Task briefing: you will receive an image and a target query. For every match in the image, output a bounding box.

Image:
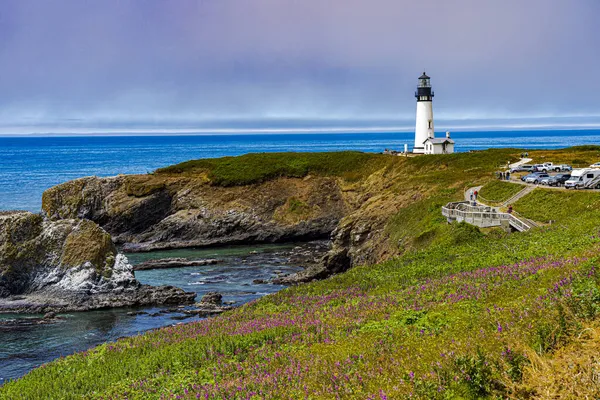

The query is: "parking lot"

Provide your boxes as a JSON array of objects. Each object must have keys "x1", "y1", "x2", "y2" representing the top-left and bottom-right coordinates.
[{"x1": 505, "y1": 161, "x2": 600, "y2": 190}]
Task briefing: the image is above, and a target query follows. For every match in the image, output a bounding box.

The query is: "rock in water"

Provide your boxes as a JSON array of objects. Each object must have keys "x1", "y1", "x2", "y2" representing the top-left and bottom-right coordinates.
[
  {"x1": 0, "y1": 212, "x2": 195, "y2": 313},
  {"x1": 190, "y1": 291, "x2": 231, "y2": 316},
  {"x1": 43, "y1": 311, "x2": 57, "y2": 319},
  {"x1": 199, "y1": 291, "x2": 222, "y2": 305},
  {"x1": 133, "y1": 258, "x2": 221, "y2": 271}
]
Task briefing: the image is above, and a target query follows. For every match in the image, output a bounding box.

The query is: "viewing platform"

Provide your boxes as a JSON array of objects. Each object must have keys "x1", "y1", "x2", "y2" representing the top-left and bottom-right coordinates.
[{"x1": 441, "y1": 201, "x2": 536, "y2": 232}]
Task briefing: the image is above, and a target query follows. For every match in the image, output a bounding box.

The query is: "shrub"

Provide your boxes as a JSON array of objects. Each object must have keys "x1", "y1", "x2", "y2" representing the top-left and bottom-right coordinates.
[
  {"x1": 501, "y1": 347, "x2": 528, "y2": 382},
  {"x1": 452, "y1": 350, "x2": 497, "y2": 397}
]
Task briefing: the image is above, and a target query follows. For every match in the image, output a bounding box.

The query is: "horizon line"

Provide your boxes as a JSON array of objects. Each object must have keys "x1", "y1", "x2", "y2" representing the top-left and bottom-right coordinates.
[{"x1": 1, "y1": 123, "x2": 600, "y2": 137}]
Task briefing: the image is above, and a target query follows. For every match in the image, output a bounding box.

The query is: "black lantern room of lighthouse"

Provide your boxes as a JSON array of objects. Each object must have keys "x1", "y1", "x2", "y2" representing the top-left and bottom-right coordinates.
[{"x1": 415, "y1": 72, "x2": 434, "y2": 102}]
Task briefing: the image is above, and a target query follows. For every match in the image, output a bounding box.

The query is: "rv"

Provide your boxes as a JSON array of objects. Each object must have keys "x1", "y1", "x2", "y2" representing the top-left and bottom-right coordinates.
[{"x1": 564, "y1": 168, "x2": 600, "y2": 189}]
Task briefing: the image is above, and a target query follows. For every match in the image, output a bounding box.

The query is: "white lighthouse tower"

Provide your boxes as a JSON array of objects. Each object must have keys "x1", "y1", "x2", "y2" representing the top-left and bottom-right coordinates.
[{"x1": 413, "y1": 72, "x2": 435, "y2": 153}]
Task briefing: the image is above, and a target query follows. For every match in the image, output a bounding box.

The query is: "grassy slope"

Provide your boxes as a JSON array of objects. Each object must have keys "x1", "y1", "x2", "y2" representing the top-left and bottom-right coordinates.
[
  {"x1": 4, "y1": 148, "x2": 600, "y2": 399},
  {"x1": 527, "y1": 145, "x2": 600, "y2": 168},
  {"x1": 155, "y1": 151, "x2": 395, "y2": 186},
  {"x1": 478, "y1": 181, "x2": 524, "y2": 204}
]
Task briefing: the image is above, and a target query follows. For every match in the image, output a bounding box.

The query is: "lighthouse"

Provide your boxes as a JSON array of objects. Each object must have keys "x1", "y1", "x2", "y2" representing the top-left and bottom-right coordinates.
[{"x1": 413, "y1": 72, "x2": 435, "y2": 153}]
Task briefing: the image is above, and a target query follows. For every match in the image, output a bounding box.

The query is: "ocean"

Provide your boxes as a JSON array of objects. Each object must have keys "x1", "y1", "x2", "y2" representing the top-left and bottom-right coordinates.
[{"x1": 2, "y1": 130, "x2": 600, "y2": 212}]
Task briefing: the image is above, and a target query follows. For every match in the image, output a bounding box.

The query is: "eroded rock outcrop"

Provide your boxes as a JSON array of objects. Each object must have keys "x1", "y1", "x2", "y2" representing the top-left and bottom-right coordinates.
[
  {"x1": 0, "y1": 211, "x2": 195, "y2": 313},
  {"x1": 133, "y1": 258, "x2": 221, "y2": 271},
  {"x1": 40, "y1": 157, "x2": 423, "y2": 282},
  {"x1": 42, "y1": 175, "x2": 347, "y2": 252}
]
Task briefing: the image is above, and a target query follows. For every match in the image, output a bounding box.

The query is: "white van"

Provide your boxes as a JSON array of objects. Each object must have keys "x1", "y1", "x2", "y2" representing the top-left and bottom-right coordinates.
[{"x1": 564, "y1": 168, "x2": 600, "y2": 189}]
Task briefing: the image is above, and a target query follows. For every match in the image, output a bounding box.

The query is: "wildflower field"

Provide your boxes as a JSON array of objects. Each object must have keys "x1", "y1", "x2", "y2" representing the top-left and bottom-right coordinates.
[{"x1": 3, "y1": 147, "x2": 600, "y2": 399}]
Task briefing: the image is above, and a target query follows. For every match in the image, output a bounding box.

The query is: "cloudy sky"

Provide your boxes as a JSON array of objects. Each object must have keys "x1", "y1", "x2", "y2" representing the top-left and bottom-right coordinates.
[{"x1": 0, "y1": 0, "x2": 599, "y2": 134}]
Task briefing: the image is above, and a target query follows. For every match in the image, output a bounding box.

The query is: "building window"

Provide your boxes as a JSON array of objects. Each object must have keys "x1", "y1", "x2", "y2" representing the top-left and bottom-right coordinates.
[{"x1": 428, "y1": 120, "x2": 432, "y2": 129}]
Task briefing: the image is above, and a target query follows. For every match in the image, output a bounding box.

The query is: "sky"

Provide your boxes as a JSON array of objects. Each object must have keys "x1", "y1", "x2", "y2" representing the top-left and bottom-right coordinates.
[{"x1": 0, "y1": 0, "x2": 599, "y2": 134}]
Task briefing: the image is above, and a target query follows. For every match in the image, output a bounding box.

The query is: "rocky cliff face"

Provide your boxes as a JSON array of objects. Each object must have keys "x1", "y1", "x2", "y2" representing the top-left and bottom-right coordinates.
[
  {"x1": 0, "y1": 211, "x2": 195, "y2": 313},
  {"x1": 41, "y1": 165, "x2": 408, "y2": 280},
  {"x1": 42, "y1": 174, "x2": 348, "y2": 252},
  {"x1": 37, "y1": 150, "x2": 517, "y2": 283}
]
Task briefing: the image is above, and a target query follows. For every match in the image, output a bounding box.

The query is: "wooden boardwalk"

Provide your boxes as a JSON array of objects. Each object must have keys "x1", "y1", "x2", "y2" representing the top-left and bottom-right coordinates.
[
  {"x1": 441, "y1": 201, "x2": 534, "y2": 232},
  {"x1": 444, "y1": 183, "x2": 539, "y2": 232}
]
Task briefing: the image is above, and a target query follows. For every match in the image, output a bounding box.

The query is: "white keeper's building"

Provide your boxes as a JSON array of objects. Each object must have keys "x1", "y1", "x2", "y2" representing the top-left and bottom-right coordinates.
[{"x1": 413, "y1": 72, "x2": 454, "y2": 155}]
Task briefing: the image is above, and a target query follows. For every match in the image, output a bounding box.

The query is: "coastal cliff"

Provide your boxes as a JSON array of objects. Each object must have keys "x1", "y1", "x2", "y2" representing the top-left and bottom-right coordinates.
[
  {"x1": 0, "y1": 211, "x2": 195, "y2": 313},
  {"x1": 42, "y1": 174, "x2": 346, "y2": 252},
  {"x1": 40, "y1": 150, "x2": 521, "y2": 281},
  {"x1": 39, "y1": 153, "x2": 374, "y2": 271}
]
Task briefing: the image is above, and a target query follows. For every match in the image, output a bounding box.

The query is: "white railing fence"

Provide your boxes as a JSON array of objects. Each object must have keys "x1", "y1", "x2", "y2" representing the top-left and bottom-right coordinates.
[{"x1": 441, "y1": 201, "x2": 533, "y2": 232}]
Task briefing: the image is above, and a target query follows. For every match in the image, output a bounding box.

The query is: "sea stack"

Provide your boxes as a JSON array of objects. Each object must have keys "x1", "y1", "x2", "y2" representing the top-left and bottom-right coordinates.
[{"x1": 0, "y1": 211, "x2": 196, "y2": 313}]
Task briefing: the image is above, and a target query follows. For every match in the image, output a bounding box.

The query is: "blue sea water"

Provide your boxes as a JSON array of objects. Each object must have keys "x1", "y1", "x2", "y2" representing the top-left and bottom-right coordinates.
[{"x1": 1, "y1": 130, "x2": 600, "y2": 212}]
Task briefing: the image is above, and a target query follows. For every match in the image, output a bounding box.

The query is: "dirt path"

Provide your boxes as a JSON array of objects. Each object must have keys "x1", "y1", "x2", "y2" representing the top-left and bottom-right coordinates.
[{"x1": 508, "y1": 158, "x2": 532, "y2": 170}]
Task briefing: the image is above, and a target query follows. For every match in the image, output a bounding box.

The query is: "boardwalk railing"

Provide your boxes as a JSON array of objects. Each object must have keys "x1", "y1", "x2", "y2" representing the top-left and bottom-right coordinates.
[{"x1": 441, "y1": 201, "x2": 534, "y2": 232}]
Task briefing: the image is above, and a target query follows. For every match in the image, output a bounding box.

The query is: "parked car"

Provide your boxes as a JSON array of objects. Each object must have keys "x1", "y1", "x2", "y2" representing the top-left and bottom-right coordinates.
[
  {"x1": 526, "y1": 173, "x2": 549, "y2": 184},
  {"x1": 590, "y1": 162, "x2": 600, "y2": 168},
  {"x1": 511, "y1": 164, "x2": 534, "y2": 173},
  {"x1": 554, "y1": 164, "x2": 572, "y2": 172},
  {"x1": 532, "y1": 162, "x2": 572, "y2": 172},
  {"x1": 541, "y1": 174, "x2": 571, "y2": 186},
  {"x1": 521, "y1": 171, "x2": 545, "y2": 182}
]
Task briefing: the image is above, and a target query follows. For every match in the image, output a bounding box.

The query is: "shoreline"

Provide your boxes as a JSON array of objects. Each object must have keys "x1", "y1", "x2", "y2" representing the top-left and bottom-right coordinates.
[{"x1": 0, "y1": 241, "x2": 325, "y2": 383}]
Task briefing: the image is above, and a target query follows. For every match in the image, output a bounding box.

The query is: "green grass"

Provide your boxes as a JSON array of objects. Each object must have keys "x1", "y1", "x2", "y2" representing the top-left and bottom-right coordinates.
[
  {"x1": 478, "y1": 180, "x2": 524, "y2": 204},
  {"x1": 155, "y1": 151, "x2": 395, "y2": 186},
  {"x1": 6, "y1": 148, "x2": 600, "y2": 399},
  {"x1": 5, "y1": 199, "x2": 599, "y2": 399},
  {"x1": 528, "y1": 145, "x2": 600, "y2": 168},
  {"x1": 513, "y1": 187, "x2": 600, "y2": 223}
]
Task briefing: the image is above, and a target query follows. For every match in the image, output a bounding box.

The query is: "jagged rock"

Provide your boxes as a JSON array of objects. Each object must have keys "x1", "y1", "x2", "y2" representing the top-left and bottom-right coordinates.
[
  {"x1": 171, "y1": 314, "x2": 194, "y2": 321},
  {"x1": 272, "y1": 226, "x2": 353, "y2": 284},
  {"x1": 133, "y1": 258, "x2": 221, "y2": 271},
  {"x1": 0, "y1": 212, "x2": 196, "y2": 313},
  {"x1": 43, "y1": 311, "x2": 57, "y2": 319},
  {"x1": 191, "y1": 291, "x2": 231, "y2": 316},
  {"x1": 322, "y1": 247, "x2": 352, "y2": 274},
  {"x1": 199, "y1": 291, "x2": 222, "y2": 305},
  {"x1": 126, "y1": 311, "x2": 148, "y2": 316},
  {"x1": 41, "y1": 176, "x2": 346, "y2": 252},
  {"x1": 271, "y1": 264, "x2": 330, "y2": 285}
]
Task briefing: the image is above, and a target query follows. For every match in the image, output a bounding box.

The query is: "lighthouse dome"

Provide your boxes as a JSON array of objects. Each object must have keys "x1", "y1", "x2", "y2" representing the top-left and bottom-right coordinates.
[{"x1": 419, "y1": 72, "x2": 430, "y2": 79}]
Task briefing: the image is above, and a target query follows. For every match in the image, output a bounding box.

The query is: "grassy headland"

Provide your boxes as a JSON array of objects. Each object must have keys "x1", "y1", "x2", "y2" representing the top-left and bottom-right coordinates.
[
  {"x1": 155, "y1": 151, "x2": 394, "y2": 186},
  {"x1": 4, "y1": 147, "x2": 600, "y2": 399}
]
